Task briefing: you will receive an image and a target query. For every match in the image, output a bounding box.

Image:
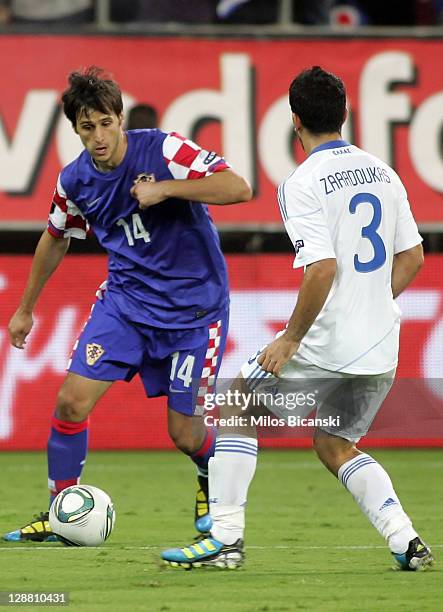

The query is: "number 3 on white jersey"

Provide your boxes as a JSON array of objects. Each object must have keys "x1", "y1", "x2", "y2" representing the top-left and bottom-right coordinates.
[
  {"x1": 117, "y1": 213, "x2": 151, "y2": 246},
  {"x1": 349, "y1": 192, "x2": 387, "y2": 273}
]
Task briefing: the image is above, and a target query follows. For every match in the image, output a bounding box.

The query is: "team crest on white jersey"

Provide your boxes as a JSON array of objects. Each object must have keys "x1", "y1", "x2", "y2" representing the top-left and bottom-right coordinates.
[{"x1": 86, "y1": 343, "x2": 105, "y2": 366}]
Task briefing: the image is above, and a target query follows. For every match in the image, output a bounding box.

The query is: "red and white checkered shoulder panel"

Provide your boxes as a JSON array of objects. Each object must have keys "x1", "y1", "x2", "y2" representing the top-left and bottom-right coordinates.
[
  {"x1": 162, "y1": 132, "x2": 230, "y2": 180},
  {"x1": 47, "y1": 176, "x2": 88, "y2": 239}
]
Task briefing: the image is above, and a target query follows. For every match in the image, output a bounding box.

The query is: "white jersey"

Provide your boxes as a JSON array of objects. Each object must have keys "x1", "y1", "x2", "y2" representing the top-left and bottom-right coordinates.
[{"x1": 279, "y1": 140, "x2": 422, "y2": 374}]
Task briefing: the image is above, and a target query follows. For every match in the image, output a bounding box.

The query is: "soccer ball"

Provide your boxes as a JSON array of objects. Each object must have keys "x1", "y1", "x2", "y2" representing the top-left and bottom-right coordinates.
[{"x1": 49, "y1": 485, "x2": 115, "y2": 547}]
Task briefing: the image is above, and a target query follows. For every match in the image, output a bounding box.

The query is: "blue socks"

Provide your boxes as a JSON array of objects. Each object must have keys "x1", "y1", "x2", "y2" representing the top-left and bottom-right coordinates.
[
  {"x1": 47, "y1": 414, "x2": 89, "y2": 505},
  {"x1": 191, "y1": 427, "x2": 217, "y2": 476}
]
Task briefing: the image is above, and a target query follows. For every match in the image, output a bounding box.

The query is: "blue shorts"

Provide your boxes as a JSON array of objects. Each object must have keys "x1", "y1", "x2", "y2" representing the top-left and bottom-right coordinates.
[{"x1": 68, "y1": 293, "x2": 229, "y2": 416}]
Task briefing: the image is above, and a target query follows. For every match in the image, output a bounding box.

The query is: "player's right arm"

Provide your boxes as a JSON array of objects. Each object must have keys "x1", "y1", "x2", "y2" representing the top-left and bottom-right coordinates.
[
  {"x1": 257, "y1": 257, "x2": 336, "y2": 375},
  {"x1": 9, "y1": 230, "x2": 70, "y2": 348},
  {"x1": 9, "y1": 173, "x2": 87, "y2": 349},
  {"x1": 258, "y1": 179, "x2": 337, "y2": 375}
]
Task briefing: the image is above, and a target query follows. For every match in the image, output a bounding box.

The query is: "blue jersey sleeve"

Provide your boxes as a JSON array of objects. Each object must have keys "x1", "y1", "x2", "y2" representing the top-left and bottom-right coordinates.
[{"x1": 47, "y1": 173, "x2": 89, "y2": 240}]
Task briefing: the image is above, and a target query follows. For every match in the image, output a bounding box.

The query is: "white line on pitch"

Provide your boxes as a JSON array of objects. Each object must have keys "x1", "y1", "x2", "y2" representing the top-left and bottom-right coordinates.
[{"x1": 0, "y1": 544, "x2": 442, "y2": 551}]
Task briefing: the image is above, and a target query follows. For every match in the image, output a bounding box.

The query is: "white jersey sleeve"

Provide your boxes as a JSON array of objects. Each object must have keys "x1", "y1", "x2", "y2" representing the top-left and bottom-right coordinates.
[
  {"x1": 279, "y1": 179, "x2": 336, "y2": 269},
  {"x1": 393, "y1": 177, "x2": 422, "y2": 254},
  {"x1": 47, "y1": 175, "x2": 89, "y2": 240}
]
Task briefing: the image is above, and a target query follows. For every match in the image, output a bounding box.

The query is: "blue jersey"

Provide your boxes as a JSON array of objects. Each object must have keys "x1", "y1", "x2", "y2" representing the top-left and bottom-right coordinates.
[{"x1": 48, "y1": 129, "x2": 230, "y2": 329}]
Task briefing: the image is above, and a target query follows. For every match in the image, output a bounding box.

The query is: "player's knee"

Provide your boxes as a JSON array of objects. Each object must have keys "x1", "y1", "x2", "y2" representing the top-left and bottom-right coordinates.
[
  {"x1": 56, "y1": 388, "x2": 92, "y2": 422},
  {"x1": 168, "y1": 419, "x2": 203, "y2": 455},
  {"x1": 169, "y1": 429, "x2": 200, "y2": 455}
]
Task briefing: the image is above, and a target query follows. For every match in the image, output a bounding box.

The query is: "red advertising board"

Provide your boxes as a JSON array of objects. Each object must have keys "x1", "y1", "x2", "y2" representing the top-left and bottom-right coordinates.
[
  {"x1": 0, "y1": 254, "x2": 442, "y2": 451},
  {"x1": 0, "y1": 36, "x2": 443, "y2": 225}
]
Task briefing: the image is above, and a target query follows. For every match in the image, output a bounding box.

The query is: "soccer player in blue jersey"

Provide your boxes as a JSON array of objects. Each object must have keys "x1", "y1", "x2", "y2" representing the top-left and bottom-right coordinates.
[{"x1": 3, "y1": 66, "x2": 252, "y2": 542}]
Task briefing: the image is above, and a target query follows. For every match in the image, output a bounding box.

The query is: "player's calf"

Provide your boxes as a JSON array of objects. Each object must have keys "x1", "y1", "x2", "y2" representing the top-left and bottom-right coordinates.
[
  {"x1": 313, "y1": 428, "x2": 359, "y2": 476},
  {"x1": 328, "y1": 445, "x2": 434, "y2": 571},
  {"x1": 168, "y1": 411, "x2": 215, "y2": 533}
]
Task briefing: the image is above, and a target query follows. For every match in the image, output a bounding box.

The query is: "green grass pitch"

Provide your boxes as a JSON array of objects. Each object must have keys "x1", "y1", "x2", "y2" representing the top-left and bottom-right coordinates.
[{"x1": 0, "y1": 449, "x2": 441, "y2": 611}]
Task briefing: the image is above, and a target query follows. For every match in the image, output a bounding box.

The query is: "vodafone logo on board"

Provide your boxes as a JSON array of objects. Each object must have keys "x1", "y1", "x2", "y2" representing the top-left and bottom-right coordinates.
[{"x1": 1, "y1": 50, "x2": 443, "y2": 200}]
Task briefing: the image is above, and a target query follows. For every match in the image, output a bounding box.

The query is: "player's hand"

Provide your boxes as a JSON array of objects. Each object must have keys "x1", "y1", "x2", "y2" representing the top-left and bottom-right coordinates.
[
  {"x1": 130, "y1": 175, "x2": 168, "y2": 209},
  {"x1": 257, "y1": 333, "x2": 300, "y2": 377},
  {"x1": 8, "y1": 309, "x2": 33, "y2": 349}
]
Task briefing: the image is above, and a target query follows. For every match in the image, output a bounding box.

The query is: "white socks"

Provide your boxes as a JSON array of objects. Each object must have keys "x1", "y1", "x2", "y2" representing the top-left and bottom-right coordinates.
[
  {"x1": 208, "y1": 441, "x2": 417, "y2": 553},
  {"x1": 338, "y1": 453, "x2": 418, "y2": 554},
  {"x1": 209, "y1": 435, "x2": 258, "y2": 545}
]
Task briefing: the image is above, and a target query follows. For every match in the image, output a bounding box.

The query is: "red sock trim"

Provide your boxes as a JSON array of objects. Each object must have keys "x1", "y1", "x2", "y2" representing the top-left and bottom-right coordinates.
[
  {"x1": 50, "y1": 478, "x2": 79, "y2": 495},
  {"x1": 193, "y1": 427, "x2": 216, "y2": 458},
  {"x1": 51, "y1": 415, "x2": 89, "y2": 435}
]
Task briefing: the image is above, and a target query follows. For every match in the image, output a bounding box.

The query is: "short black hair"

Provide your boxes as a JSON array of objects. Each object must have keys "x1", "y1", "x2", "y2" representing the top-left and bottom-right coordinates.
[
  {"x1": 62, "y1": 66, "x2": 123, "y2": 128},
  {"x1": 127, "y1": 104, "x2": 158, "y2": 130},
  {"x1": 289, "y1": 66, "x2": 346, "y2": 135}
]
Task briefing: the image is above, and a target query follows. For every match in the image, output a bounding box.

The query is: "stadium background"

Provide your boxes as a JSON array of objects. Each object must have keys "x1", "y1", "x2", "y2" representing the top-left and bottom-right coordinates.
[{"x1": 1, "y1": 13, "x2": 443, "y2": 451}]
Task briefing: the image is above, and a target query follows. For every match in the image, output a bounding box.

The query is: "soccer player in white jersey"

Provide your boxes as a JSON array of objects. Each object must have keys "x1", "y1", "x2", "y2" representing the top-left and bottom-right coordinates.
[{"x1": 162, "y1": 66, "x2": 433, "y2": 571}]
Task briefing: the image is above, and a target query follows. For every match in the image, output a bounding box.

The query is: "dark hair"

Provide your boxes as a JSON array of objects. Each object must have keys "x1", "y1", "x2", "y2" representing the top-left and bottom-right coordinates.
[
  {"x1": 127, "y1": 104, "x2": 158, "y2": 130},
  {"x1": 289, "y1": 66, "x2": 346, "y2": 135},
  {"x1": 62, "y1": 66, "x2": 123, "y2": 127}
]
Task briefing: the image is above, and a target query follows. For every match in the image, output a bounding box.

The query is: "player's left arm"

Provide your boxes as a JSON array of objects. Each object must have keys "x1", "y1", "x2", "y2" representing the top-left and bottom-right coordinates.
[
  {"x1": 131, "y1": 131, "x2": 252, "y2": 208},
  {"x1": 258, "y1": 258, "x2": 336, "y2": 376},
  {"x1": 132, "y1": 168, "x2": 252, "y2": 208}
]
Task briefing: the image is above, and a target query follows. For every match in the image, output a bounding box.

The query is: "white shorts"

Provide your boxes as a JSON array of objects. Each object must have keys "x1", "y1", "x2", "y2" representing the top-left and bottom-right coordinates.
[{"x1": 241, "y1": 350, "x2": 395, "y2": 443}]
